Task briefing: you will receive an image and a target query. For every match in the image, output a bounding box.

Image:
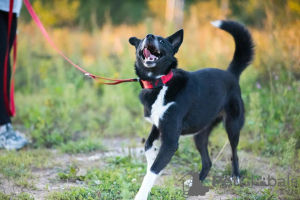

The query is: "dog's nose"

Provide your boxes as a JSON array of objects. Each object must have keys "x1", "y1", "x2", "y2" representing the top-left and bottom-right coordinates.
[{"x1": 146, "y1": 34, "x2": 155, "y2": 39}]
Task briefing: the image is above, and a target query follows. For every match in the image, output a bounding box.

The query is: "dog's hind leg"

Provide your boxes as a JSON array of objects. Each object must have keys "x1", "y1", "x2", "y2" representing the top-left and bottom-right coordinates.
[
  {"x1": 224, "y1": 98, "x2": 244, "y2": 181},
  {"x1": 135, "y1": 123, "x2": 181, "y2": 200},
  {"x1": 194, "y1": 117, "x2": 222, "y2": 181},
  {"x1": 144, "y1": 126, "x2": 160, "y2": 171}
]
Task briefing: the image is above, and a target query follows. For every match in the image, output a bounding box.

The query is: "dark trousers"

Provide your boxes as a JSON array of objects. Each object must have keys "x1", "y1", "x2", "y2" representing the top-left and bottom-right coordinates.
[{"x1": 0, "y1": 10, "x2": 17, "y2": 125}]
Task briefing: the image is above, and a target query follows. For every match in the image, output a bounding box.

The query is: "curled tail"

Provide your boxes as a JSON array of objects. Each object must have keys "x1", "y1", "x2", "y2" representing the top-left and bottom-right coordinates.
[{"x1": 211, "y1": 20, "x2": 254, "y2": 79}]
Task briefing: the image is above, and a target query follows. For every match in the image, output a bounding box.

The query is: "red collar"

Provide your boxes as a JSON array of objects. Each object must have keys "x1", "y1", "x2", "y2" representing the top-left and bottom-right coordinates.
[{"x1": 140, "y1": 71, "x2": 174, "y2": 89}]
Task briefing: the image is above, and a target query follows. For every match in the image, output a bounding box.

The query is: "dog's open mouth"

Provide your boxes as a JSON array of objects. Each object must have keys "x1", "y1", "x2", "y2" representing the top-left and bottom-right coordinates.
[{"x1": 141, "y1": 44, "x2": 163, "y2": 62}]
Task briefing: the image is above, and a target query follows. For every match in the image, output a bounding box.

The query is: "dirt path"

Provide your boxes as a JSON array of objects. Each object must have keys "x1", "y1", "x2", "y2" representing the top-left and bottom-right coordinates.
[{"x1": 0, "y1": 137, "x2": 287, "y2": 200}]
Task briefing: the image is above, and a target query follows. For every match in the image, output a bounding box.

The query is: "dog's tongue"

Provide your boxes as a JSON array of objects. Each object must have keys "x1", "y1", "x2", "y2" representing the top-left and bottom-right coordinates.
[{"x1": 143, "y1": 48, "x2": 151, "y2": 58}]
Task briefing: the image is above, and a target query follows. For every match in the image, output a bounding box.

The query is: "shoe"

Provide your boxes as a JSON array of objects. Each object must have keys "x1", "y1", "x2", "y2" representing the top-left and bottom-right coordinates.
[{"x1": 0, "y1": 123, "x2": 28, "y2": 150}]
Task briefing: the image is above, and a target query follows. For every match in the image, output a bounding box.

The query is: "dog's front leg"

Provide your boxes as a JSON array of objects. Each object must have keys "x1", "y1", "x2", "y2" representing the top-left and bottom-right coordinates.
[
  {"x1": 145, "y1": 126, "x2": 160, "y2": 171},
  {"x1": 135, "y1": 124, "x2": 181, "y2": 200}
]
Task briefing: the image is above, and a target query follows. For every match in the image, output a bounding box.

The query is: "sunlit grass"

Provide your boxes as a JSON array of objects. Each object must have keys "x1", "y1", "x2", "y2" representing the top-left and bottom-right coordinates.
[{"x1": 14, "y1": 12, "x2": 300, "y2": 160}]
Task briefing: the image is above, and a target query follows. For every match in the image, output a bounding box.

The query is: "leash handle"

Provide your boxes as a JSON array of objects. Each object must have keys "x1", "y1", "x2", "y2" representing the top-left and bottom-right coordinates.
[{"x1": 23, "y1": 0, "x2": 138, "y2": 85}]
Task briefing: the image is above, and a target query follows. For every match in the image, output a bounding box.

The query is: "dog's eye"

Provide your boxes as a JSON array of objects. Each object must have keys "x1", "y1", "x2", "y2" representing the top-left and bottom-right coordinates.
[{"x1": 159, "y1": 39, "x2": 164, "y2": 44}]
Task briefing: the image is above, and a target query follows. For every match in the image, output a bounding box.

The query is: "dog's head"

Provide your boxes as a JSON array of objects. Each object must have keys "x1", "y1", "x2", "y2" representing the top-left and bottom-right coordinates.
[{"x1": 129, "y1": 29, "x2": 183, "y2": 79}]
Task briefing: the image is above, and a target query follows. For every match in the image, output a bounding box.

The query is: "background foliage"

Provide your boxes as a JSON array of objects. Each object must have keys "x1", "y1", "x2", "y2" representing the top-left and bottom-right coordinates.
[{"x1": 12, "y1": 0, "x2": 300, "y2": 166}]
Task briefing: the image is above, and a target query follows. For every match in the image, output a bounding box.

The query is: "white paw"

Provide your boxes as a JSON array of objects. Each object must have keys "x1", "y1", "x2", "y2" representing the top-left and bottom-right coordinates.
[
  {"x1": 230, "y1": 177, "x2": 240, "y2": 184},
  {"x1": 184, "y1": 179, "x2": 193, "y2": 187},
  {"x1": 134, "y1": 191, "x2": 148, "y2": 200}
]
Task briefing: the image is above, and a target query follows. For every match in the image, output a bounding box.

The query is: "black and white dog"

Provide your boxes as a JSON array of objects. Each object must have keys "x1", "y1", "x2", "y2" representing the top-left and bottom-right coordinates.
[{"x1": 129, "y1": 20, "x2": 254, "y2": 199}]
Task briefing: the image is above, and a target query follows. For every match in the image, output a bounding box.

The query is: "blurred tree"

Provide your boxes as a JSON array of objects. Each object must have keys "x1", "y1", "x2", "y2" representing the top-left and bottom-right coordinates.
[
  {"x1": 148, "y1": 0, "x2": 167, "y2": 19},
  {"x1": 229, "y1": 0, "x2": 300, "y2": 27},
  {"x1": 21, "y1": 0, "x2": 79, "y2": 26},
  {"x1": 20, "y1": 0, "x2": 148, "y2": 30},
  {"x1": 288, "y1": 0, "x2": 300, "y2": 16},
  {"x1": 165, "y1": 0, "x2": 185, "y2": 30},
  {"x1": 76, "y1": 0, "x2": 148, "y2": 30},
  {"x1": 229, "y1": 0, "x2": 266, "y2": 27},
  {"x1": 19, "y1": 0, "x2": 300, "y2": 30},
  {"x1": 186, "y1": 0, "x2": 223, "y2": 22},
  {"x1": 286, "y1": 0, "x2": 300, "y2": 22}
]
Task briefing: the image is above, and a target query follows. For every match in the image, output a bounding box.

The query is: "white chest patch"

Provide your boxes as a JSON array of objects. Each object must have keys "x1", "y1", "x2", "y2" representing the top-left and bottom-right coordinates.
[{"x1": 146, "y1": 86, "x2": 175, "y2": 127}]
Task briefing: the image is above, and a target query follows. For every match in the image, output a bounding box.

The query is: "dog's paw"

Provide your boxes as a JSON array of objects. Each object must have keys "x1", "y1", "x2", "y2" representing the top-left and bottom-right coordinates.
[
  {"x1": 134, "y1": 191, "x2": 148, "y2": 200},
  {"x1": 184, "y1": 179, "x2": 193, "y2": 187},
  {"x1": 230, "y1": 176, "x2": 240, "y2": 184}
]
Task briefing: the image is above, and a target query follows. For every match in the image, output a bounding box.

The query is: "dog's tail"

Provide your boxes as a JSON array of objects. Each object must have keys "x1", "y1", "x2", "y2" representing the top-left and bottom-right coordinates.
[{"x1": 211, "y1": 20, "x2": 254, "y2": 79}]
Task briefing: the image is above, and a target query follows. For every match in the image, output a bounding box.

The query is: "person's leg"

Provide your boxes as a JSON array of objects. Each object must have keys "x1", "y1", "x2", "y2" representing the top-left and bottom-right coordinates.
[
  {"x1": 0, "y1": 11, "x2": 17, "y2": 125},
  {"x1": 0, "y1": 11, "x2": 11, "y2": 125},
  {"x1": 0, "y1": 11, "x2": 27, "y2": 150}
]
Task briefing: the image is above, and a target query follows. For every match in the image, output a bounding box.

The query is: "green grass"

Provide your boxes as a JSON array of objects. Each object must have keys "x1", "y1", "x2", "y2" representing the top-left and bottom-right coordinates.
[
  {"x1": 0, "y1": 192, "x2": 11, "y2": 200},
  {"x1": 13, "y1": 20, "x2": 300, "y2": 158},
  {"x1": 16, "y1": 178, "x2": 37, "y2": 190},
  {"x1": 0, "y1": 192, "x2": 34, "y2": 200},
  {"x1": 232, "y1": 187, "x2": 279, "y2": 200},
  {"x1": 59, "y1": 138, "x2": 105, "y2": 154},
  {"x1": 0, "y1": 149, "x2": 51, "y2": 179},
  {"x1": 52, "y1": 155, "x2": 184, "y2": 200}
]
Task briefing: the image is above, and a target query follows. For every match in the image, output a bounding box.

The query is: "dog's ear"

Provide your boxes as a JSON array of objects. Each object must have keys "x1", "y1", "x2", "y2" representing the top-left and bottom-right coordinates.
[
  {"x1": 129, "y1": 37, "x2": 141, "y2": 48},
  {"x1": 166, "y1": 29, "x2": 184, "y2": 54}
]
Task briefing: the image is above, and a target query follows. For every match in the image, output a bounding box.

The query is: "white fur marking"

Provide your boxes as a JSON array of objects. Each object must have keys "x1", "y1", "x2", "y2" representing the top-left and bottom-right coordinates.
[
  {"x1": 145, "y1": 146, "x2": 158, "y2": 171},
  {"x1": 135, "y1": 171, "x2": 158, "y2": 200},
  {"x1": 150, "y1": 86, "x2": 174, "y2": 127},
  {"x1": 211, "y1": 20, "x2": 222, "y2": 28},
  {"x1": 147, "y1": 72, "x2": 153, "y2": 77}
]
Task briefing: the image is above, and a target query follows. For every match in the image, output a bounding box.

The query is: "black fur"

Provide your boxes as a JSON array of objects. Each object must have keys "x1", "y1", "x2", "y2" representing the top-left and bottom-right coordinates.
[
  {"x1": 164, "y1": 69, "x2": 188, "y2": 102},
  {"x1": 129, "y1": 20, "x2": 254, "y2": 182}
]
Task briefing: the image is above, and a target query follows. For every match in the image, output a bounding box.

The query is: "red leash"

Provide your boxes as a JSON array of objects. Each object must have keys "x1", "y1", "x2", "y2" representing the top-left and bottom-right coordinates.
[
  {"x1": 3, "y1": 0, "x2": 138, "y2": 117},
  {"x1": 22, "y1": 0, "x2": 138, "y2": 85},
  {"x1": 3, "y1": 0, "x2": 16, "y2": 116}
]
